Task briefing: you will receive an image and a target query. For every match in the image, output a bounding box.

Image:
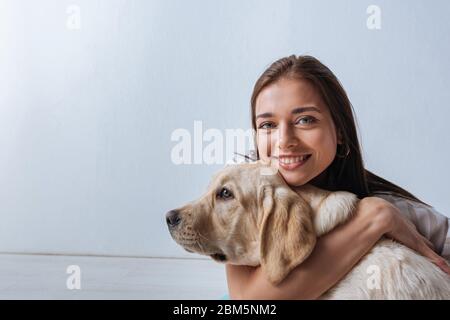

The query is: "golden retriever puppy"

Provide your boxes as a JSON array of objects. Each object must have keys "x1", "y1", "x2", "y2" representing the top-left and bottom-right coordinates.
[{"x1": 166, "y1": 161, "x2": 450, "y2": 299}]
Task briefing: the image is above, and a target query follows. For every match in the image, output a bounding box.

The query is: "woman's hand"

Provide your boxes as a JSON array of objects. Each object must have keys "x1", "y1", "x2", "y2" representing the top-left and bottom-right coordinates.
[{"x1": 366, "y1": 197, "x2": 450, "y2": 275}]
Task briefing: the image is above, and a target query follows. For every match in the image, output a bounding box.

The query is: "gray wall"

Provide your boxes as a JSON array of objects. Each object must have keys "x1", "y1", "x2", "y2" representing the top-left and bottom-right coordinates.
[{"x1": 0, "y1": 0, "x2": 449, "y2": 258}]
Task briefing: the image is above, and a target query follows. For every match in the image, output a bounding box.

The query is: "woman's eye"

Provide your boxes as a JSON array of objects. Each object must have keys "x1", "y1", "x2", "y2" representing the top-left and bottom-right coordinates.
[
  {"x1": 296, "y1": 116, "x2": 316, "y2": 125},
  {"x1": 217, "y1": 187, "x2": 233, "y2": 200},
  {"x1": 259, "y1": 122, "x2": 275, "y2": 129},
  {"x1": 259, "y1": 117, "x2": 316, "y2": 129}
]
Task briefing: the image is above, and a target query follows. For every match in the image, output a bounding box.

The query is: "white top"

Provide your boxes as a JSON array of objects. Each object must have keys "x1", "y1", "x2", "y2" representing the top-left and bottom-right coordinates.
[{"x1": 373, "y1": 193, "x2": 449, "y2": 256}]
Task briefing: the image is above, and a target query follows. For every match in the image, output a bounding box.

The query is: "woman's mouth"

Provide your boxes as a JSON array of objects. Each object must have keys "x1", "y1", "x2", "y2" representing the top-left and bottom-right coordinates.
[{"x1": 277, "y1": 154, "x2": 311, "y2": 171}]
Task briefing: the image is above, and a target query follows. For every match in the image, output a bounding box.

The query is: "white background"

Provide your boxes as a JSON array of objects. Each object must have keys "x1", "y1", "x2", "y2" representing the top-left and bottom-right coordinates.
[{"x1": 0, "y1": 0, "x2": 449, "y2": 258}]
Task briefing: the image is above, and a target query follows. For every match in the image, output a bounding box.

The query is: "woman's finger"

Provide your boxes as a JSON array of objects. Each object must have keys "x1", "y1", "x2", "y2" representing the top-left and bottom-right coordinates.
[
  {"x1": 418, "y1": 243, "x2": 450, "y2": 275},
  {"x1": 434, "y1": 259, "x2": 450, "y2": 275}
]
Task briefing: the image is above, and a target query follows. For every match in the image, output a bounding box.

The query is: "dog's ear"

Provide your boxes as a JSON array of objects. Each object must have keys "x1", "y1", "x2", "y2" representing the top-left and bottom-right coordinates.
[{"x1": 258, "y1": 186, "x2": 316, "y2": 285}]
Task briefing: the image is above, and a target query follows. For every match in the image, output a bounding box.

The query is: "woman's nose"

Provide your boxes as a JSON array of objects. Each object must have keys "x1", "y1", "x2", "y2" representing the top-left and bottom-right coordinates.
[{"x1": 278, "y1": 124, "x2": 298, "y2": 150}]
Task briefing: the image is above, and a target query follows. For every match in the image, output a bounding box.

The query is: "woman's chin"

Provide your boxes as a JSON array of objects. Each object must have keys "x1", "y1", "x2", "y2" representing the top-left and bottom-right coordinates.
[{"x1": 280, "y1": 171, "x2": 312, "y2": 187}]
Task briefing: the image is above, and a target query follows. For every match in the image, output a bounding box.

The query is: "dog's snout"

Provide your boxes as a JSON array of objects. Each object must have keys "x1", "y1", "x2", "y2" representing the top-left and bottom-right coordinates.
[{"x1": 166, "y1": 210, "x2": 181, "y2": 228}]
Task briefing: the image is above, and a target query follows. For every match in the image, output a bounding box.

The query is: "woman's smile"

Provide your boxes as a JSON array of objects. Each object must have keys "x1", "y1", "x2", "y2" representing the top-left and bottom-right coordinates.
[{"x1": 272, "y1": 154, "x2": 312, "y2": 171}]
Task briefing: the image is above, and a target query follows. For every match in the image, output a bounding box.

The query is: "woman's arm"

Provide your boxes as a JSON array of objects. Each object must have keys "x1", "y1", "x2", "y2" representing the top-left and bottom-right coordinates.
[
  {"x1": 378, "y1": 197, "x2": 450, "y2": 274},
  {"x1": 226, "y1": 197, "x2": 450, "y2": 300},
  {"x1": 372, "y1": 193, "x2": 449, "y2": 255}
]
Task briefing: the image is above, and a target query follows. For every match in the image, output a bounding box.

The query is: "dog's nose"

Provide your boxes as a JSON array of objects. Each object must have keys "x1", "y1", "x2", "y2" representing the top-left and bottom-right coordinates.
[{"x1": 166, "y1": 210, "x2": 181, "y2": 228}]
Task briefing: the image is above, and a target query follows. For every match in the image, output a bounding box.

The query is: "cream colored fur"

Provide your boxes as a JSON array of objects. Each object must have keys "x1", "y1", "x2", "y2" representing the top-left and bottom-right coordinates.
[{"x1": 167, "y1": 161, "x2": 450, "y2": 299}]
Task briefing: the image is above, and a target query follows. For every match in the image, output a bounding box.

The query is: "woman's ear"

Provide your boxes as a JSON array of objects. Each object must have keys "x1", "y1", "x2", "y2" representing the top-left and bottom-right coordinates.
[{"x1": 258, "y1": 185, "x2": 316, "y2": 285}]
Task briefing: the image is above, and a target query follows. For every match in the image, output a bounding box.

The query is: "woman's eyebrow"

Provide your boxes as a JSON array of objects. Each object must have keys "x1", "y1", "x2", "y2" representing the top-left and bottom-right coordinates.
[
  {"x1": 256, "y1": 106, "x2": 321, "y2": 120},
  {"x1": 292, "y1": 106, "x2": 321, "y2": 114}
]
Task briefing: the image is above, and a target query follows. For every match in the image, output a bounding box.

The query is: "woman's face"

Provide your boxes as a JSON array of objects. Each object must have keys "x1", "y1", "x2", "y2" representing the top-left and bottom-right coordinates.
[{"x1": 255, "y1": 78, "x2": 341, "y2": 187}]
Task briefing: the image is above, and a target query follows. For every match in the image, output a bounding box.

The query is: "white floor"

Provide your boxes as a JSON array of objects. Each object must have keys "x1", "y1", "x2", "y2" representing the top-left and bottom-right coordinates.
[
  {"x1": 4, "y1": 242, "x2": 448, "y2": 300},
  {"x1": 0, "y1": 253, "x2": 229, "y2": 299}
]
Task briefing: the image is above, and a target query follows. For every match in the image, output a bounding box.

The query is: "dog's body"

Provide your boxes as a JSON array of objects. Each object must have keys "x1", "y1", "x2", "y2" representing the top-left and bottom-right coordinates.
[
  {"x1": 166, "y1": 161, "x2": 450, "y2": 299},
  {"x1": 297, "y1": 184, "x2": 450, "y2": 299},
  {"x1": 322, "y1": 238, "x2": 450, "y2": 299}
]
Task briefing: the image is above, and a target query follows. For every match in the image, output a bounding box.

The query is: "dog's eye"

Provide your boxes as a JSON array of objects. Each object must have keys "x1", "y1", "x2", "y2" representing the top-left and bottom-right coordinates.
[{"x1": 217, "y1": 187, "x2": 233, "y2": 200}]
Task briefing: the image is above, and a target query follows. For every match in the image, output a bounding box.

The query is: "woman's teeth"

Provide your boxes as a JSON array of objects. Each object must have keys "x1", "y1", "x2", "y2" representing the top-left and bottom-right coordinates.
[{"x1": 279, "y1": 155, "x2": 310, "y2": 164}]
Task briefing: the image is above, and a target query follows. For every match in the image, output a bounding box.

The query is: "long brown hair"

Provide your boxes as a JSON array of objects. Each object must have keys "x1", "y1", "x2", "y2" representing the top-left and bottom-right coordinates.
[{"x1": 250, "y1": 55, "x2": 429, "y2": 206}]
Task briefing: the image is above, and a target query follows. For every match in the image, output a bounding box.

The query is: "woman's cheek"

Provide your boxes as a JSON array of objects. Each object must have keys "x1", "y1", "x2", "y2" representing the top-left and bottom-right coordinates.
[
  {"x1": 256, "y1": 132, "x2": 273, "y2": 160},
  {"x1": 314, "y1": 131, "x2": 337, "y2": 164}
]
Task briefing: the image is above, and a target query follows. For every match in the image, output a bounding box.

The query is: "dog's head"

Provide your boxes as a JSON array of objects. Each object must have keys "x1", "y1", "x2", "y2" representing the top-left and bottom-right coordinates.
[{"x1": 165, "y1": 160, "x2": 316, "y2": 284}]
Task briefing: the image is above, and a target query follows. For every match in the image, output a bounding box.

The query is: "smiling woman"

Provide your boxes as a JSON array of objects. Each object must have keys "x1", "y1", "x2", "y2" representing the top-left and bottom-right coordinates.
[
  {"x1": 250, "y1": 55, "x2": 431, "y2": 203},
  {"x1": 226, "y1": 55, "x2": 450, "y2": 300},
  {"x1": 254, "y1": 78, "x2": 339, "y2": 187}
]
